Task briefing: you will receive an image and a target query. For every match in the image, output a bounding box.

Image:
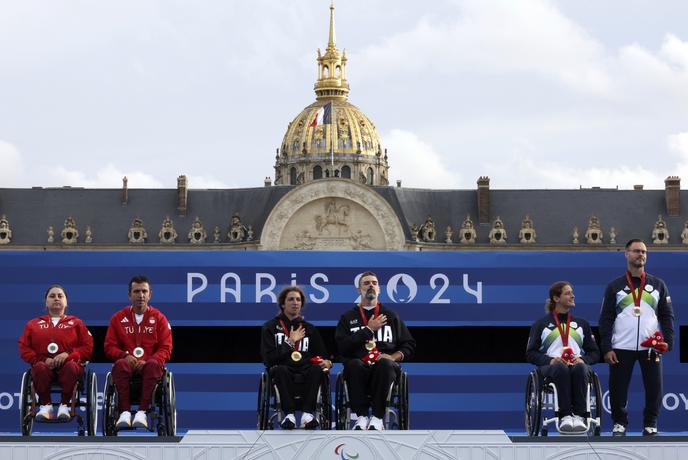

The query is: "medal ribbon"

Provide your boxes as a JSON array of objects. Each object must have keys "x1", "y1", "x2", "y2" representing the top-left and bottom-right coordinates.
[
  {"x1": 49, "y1": 316, "x2": 59, "y2": 355},
  {"x1": 279, "y1": 319, "x2": 301, "y2": 352},
  {"x1": 130, "y1": 307, "x2": 143, "y2": 352},
  {"x1": 552, "y1": 311, "x2": 572, "y2": 347},
  {"x1": 358, "y1": 302, "x2": 380, "y2": 326},
  {"x1": 625, "y1": 271, "x2": 646, "y2": 309}
]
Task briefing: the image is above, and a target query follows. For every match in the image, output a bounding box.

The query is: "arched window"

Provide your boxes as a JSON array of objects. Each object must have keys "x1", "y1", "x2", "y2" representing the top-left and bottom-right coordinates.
[
  {"x1": 335, "y1": 65, "x2": 341, "y2": 77},
  {"x1": 323, "y1": 65, "x2": 329, "y2": 78},
  {"x1": 341, "y1": 165, "x2": 351, "y2": 178},
  {"x1": 313, "y1": 165, "x2": 322, "y2": 180},
  {"x1": 325, "y1": 169, "x2": 330, "y2": 178},
  {"x1": 367, "y1": 167, "x2": 374, "y2": 185},
  {"x1": 290, "y1": 167, "x2": 297, "y2": 185}
]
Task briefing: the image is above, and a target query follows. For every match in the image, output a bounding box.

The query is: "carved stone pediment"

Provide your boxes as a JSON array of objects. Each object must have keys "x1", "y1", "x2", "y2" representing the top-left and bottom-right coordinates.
[
  {"x1": 61, "y1": 216, "x2": 79, "y2": 244},
  {"x1": 420, "y1": 215, "x2": 436, "y2": 242},
  {"x1": 585, "y1": 215, "x2": 603, "y2": 244},
  {"x1": 518, "y1": 215, "x2": 536, "y2": 244},
  {"x1": 489, "y1": 216, "x2": 507, "y2": 244},
  {"x1": 228, "y1": 213, "x2": 246, "y2": 242},
  {"x1": 158, "y1": 216, "x2": 177, "y2": 244},
  {"x1": 459, "y1": 215, "x2": 476, "y2": 244},
  {"x1": 0, "y1": 214, "x2": 12, "y2": 244},
  {"x1": 652, "y1": 215, "x2": 669, "y2": 244},
  {"x1": 128, "y1": 218, "x2": 147, "y2": 244},
  {"x1": 188, "y1": 217, "x2": 207, "y2": 244},
  {"x1": 261, "y1": 179, "x2": 405, "y2": 250}
]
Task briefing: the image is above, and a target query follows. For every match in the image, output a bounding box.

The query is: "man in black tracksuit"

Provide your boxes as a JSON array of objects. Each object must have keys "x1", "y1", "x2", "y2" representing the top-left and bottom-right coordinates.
[
  {"x1": 261, "y1": 286, "x2": 332, "y2": 429},
  {"x1": 599, "y1": 239, "x2": 674, "y2": 436},
  {"x1": 335, "y1": 271, "x2": 416, "y2": 431}
]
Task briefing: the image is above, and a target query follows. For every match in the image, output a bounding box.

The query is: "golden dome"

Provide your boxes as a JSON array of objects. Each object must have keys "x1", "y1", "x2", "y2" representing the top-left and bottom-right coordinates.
[
  {"x1": 274, "y1": 1, "x2": 389, "y2": 186},
  {"x1": 280, "y1": 100, "x2": 383, "y2": 158}
]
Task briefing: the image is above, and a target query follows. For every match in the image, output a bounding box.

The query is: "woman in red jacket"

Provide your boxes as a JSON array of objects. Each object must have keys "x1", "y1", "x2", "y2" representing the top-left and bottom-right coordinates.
[{"x1": 18, "y1": 285, "x2": 94, "y2": 422}]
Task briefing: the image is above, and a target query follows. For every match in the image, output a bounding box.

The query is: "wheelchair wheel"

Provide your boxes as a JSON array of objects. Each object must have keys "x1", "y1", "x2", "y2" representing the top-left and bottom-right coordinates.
[
  {"x1": 318, "y1": 372, "x2": 332, "y2": 430},
  {"x1": 399, "y1": 372, "x2": 409, "y2": 430},
  {"x1": 103, "y1": 372, "x2": 118, "y2": 436},
  {"x1": 334, "y1": 372, "x2": 348, "y2": 430},
  {"x1": 524, "y1": 371, "x2": 542, "y2": 436},
  {"x1": 19, "y1": 370, "x2": 34, "y2": 436},
  {"x1": 589, "y1": 371, "x2": 603, "y2": 436},
  {"x1": 257, "y1": 372, "x2": 268, "y2": 430},
  {"x1": 86, "y1": 369, "x2": 98, "y2": 436},
  {"x1": 163, "y1": 371, "x2": 177, "y2": 436}
]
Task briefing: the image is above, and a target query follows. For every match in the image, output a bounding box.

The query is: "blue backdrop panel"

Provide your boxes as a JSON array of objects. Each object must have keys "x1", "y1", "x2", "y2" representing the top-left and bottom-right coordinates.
[{"x1": 0, "y1": 250, "x2": 685, "y2": 433}]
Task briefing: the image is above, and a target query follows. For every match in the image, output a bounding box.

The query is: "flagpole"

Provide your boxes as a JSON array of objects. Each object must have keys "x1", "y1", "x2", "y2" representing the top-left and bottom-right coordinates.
[{"x1": 330, "y1": 102, "x2": 335, "y2": 169}]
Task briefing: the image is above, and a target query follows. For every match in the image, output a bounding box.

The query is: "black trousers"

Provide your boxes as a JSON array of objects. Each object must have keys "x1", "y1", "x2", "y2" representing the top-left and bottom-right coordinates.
[
  {"x1": 271, "y1": 364, "x2": 322, "y2": 414},
  {"x1": 344, "y1": 358, "x2": 398, "y2": 419},
  {"x1": 538, "y1": 362, "x2": 591, "y2": 417},
  {"x1": 609, "y1": 348, "x2": 662, "y2": 428}
]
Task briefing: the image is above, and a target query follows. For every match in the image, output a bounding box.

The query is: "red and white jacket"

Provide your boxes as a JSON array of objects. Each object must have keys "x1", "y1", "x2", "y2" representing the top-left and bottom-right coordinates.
[
  {"x1": 104, "y1": 305, "x2": 172, "y2": 365},
  {"x1": 18, "y1": 315, "x2": 94, "y2": 365}
]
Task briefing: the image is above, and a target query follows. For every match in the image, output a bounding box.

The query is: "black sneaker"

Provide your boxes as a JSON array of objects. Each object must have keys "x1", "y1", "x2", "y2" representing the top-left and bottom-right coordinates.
[
  {"x1": 304, "y1": 419, "x2": 319, "y2": 430},
  {"x1": 280, "y1": 417, "x2": 296, "y2": 430},
  {"x1": 643, "y1": 427, "x2": 658, "y2": 436}
]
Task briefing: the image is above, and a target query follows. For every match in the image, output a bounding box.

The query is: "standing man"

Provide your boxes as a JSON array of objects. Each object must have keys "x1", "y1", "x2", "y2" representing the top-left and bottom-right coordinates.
[
  {"x1": 599, "y1": 239, "x2": 674, "y2": 436},
  {"x1": 104, "y1": 275, "x2": 173, "y2": 430},
  {"x1": 335, "y1": 271, "x2": 416, "y2": 430}
]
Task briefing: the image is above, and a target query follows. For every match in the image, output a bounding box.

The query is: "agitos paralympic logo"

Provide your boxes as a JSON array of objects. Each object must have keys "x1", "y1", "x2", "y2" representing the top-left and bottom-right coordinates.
[{"x1": 334, "y1": 443, "x2": 360, "y2": 459}]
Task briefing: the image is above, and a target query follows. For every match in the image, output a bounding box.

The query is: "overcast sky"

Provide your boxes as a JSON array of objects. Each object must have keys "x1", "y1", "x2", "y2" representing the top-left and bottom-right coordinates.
[{"x1": 1, "y1": 0, "x2": 687, "y2": 190}]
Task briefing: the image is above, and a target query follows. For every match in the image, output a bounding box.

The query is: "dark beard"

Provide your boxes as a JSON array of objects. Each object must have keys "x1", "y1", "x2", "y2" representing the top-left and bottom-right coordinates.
[{"x1": 365, "y1": 288, "x2": 377, "y2": 301}]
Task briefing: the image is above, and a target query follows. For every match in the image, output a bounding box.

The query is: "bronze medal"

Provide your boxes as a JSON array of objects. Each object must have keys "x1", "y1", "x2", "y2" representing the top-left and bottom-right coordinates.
[
  {"x1": 47, "y1": 342, "x2": 59, "y2": 354},
  {"x1": 291, "y1": 351, "x2": 302, "y2": 362}
]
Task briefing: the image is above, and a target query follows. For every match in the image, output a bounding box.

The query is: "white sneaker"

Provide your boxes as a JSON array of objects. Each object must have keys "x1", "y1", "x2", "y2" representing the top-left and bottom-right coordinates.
[
  {"x1": 298, "y1": 412, "x2": 315, "y2": 429},
  {"x1": 132, "y1": 410, "x2": 148, "y2": 429},
  {"x1": 612, "y1": 423, "x2": 626, "y2": 436},
  {"x1": 558, "y1": 415, "x2": 574, "y2": 432},
  {"x1": 571, "y1": 415, "x2": 587, "y2": 432},
  {"x1": 643, "y1": 426, "x2": 658, "y2": 436},
  {"x1": 56, "y1": 404, "x2": 71, "y2": 421},
  {"x1": 35, "y1": 404, "x2": 53, "y2": 421},
  {"x1": 353, "y1": 415, "x2": 369, "y2": 430},
  {"x1": 116, "y1": 410, "x2": 132, "y2": 429},
  {"x1": 367, "y1": 416, "x2": 384, "y2": 431}
]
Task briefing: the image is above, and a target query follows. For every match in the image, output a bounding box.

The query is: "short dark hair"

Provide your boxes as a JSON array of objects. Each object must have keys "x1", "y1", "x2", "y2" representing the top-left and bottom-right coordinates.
[
  {"x1": 277, "y1": 286, "x2": 306, "y2": 312},
  {"x1": 545, "y1": 281, "x2": 571, "y2": 312},
  {"x1": 625, "y1": 238, "x2": 645, "y2": 249},
  {"x1": 44, "y1": 284, "x2": 67, "y2": 301},
  {"x1": 128, "y1": 275, "x2": 151, "y2": 293},
  {"x1": 358, "y1": 271, "x2": 378, "y2": 288}
]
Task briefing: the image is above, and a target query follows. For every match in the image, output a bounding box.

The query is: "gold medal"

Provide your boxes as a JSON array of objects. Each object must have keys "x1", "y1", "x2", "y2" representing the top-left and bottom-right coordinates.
[
  {"x1": 47, "y1": 342, "x2": 59, "y2": 354},
  {"x1": 365, "y1": 340, "x2": 376, "y2": 351},
  {"x1": 291, "y1": 351, "x2": 302, "y2": 362}
]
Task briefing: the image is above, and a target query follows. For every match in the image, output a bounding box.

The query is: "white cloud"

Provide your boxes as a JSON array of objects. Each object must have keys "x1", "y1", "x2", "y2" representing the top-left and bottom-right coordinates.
[
  {"x1": 354, "y1": 0, "x2": 611, "y2": 95},
  {"x1": 47, "y1": 164, "x2": 163, "y2": 188},
  {"x1": 660, "y1": 33, "x2": 688, "y2": 70},
  {"x1": 384, "y1": 129, "x2": 462, "y2": 188},
  {"x1": 0, "y1": 141, "x2": 23, "y2": 186},
  {"x1": 187, "y1": 175, "x2": 230, "y2": 189}
]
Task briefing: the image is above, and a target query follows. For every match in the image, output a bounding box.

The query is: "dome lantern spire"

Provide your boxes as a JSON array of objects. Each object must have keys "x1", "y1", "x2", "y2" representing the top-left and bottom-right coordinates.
[{"x1": 314, "y1": 0, "x2": 349, "y2": 101}]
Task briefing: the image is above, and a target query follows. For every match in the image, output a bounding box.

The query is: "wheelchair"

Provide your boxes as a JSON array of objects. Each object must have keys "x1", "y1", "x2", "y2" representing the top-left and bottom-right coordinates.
[
  {"x1": 102, "y1": 368, "x2": 176, "y2": 436},
  {"x1": 19, "y1": 365, "x2": 98, "y2": 436},
  {"x1": 524, "y1": 367, "x2": 602, "y2": 436},
  {"x1": 257, "y1": 365, "x2": 331, "y2": 430},
  {"x1": 334, "y1": 364, "x2": 409, "y2": 430}
]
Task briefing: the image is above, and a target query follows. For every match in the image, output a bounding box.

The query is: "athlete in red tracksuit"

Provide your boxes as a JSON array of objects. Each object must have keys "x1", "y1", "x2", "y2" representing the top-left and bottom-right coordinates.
[
  {"x1": 104, "y1": 275, "x2": 172, "y2": 429},
  {"x1": 18, "y1": 285, "x2": 93, "y2": 421}
]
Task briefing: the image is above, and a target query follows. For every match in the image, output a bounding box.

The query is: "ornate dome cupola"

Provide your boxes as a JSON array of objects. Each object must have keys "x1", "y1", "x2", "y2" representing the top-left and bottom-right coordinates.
[
  {"x1": 274, "y1": 1, "x2": 389, "y2": 187},
  {"x1": 314, "y1": 2, "x2": 349, "y2": 101}
]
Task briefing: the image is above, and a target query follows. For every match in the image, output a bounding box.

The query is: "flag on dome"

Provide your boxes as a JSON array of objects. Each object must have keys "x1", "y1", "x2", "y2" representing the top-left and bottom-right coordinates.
[{"x1": 310, "y1": 102, "x2": 332, "y2": 127}]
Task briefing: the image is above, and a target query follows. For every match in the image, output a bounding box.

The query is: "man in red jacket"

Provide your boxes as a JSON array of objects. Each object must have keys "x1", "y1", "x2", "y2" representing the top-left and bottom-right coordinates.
[{"x1": 104, "y1": 275, "x2": 172, "y2": 430}]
